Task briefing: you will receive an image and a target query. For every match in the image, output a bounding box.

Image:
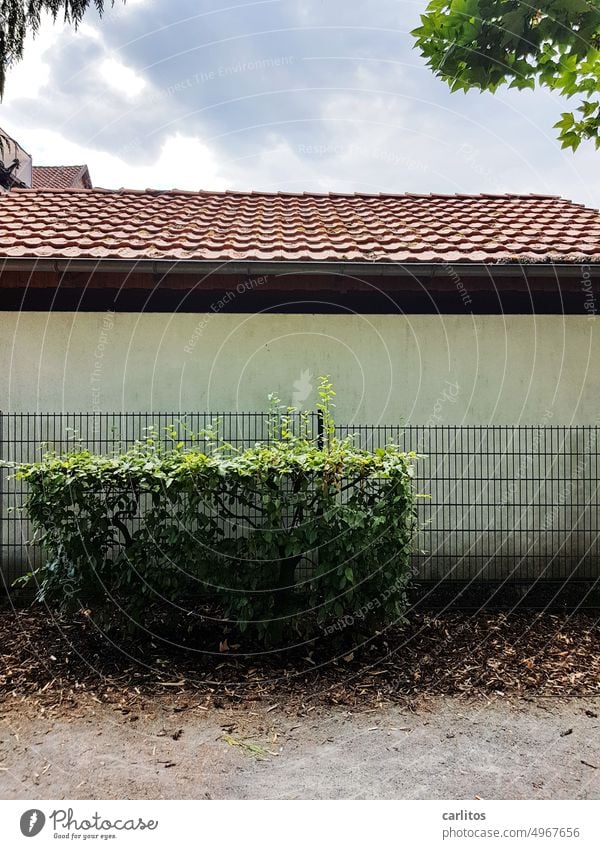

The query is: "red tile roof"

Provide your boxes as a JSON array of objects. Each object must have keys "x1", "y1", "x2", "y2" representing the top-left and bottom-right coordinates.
[
  {"x1": 1, "y1": 188, "x2": 599, "y2": 264},
  {"x1": 31, "y1": 165, "x2": 92, "y2": 190}
]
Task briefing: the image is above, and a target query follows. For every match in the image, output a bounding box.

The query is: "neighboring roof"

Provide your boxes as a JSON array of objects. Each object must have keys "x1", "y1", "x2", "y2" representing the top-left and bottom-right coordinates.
[
  {"x1": 0, "y1": 188, "x2": 599, "y2": 265},
  {"x1": 31, "y1": 165, "x2": 92, "y2": 190}
]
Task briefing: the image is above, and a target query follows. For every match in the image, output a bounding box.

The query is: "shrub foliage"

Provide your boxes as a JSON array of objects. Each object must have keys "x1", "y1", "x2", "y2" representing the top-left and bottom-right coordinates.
[{"x1": 16, "y1": 384, "x2": 418, "y2": 645}]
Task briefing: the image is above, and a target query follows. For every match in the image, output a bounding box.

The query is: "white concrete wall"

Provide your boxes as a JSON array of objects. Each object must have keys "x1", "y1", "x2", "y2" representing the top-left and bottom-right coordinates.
[
  {"x1": 1, "y1": 311, "x2": 598, "y2": 423},
  {"x1": 2, "y1": 311, "x2": 599, "y2": 581}
]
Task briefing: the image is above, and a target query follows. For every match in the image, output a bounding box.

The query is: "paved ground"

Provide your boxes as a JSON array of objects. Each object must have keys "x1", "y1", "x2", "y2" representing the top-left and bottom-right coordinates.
[{"x1": 1, "y1": 696, "x2": 598, "y2": 799}]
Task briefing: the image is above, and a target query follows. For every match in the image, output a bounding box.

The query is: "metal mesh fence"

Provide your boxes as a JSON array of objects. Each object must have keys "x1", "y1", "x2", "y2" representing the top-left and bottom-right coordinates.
[{"x1": 1, "y1": 413, "x2": 599, "y2": 588}]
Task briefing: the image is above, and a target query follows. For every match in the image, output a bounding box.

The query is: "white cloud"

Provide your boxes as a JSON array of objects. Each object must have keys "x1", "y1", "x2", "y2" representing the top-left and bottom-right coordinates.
[
  {"x1": 99, "y1": 57, "x2": 147, "y2": 99},
  {"x1": 78, "y1": 23, "x2": 103, "y2": 43},
  {"x1": 1, "y1": 1, "x2": 598, "y2": 206},
  {"x1": 2, "y1": 16, "x2": 64, "y2": 101},
  {"x1": 19, "y1": 127, "x2": 228, "y2": 190},
  {"x1": 3, "y1": 12, "x2": 149, "y2": 107}
]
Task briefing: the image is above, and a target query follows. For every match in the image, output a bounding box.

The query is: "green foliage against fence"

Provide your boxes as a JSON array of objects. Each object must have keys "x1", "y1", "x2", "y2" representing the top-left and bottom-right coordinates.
[{"x1": 15, "y1": 382, "x2": 418, "y2": 645}]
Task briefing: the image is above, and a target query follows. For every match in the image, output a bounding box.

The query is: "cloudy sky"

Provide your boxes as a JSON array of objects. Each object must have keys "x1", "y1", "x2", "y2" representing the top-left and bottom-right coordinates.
[{"x1": 1, "y1": 0, "x2": 599, "y2": 205}]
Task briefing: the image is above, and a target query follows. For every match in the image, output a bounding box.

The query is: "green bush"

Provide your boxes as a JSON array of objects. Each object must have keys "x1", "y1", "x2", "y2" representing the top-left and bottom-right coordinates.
[{"x1": 15, "y1": 385, "x2": 418, "y2": 645}]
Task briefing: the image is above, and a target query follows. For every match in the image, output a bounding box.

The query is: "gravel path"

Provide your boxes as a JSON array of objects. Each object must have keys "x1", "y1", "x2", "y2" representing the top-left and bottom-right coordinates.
[{"x1": 1, "y1": 696, "x2": 598, "y2": 799}]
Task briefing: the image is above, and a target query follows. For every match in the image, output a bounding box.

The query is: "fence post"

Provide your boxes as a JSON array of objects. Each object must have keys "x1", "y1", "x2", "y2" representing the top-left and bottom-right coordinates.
[
  {"x1": 0, "y1": 410, "x2": 3, "y2": 582},
  {"x1": 316, "y1": 409, "x2": 324, "y2": 450}
]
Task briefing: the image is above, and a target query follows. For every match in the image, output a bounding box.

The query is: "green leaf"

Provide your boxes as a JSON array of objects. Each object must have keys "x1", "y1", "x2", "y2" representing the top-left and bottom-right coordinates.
[
  {"x1": 413, "y1": 0, "x2": 600, "y2": 149},
  {"x1": 15, "y1": 381, "x2": 418, "y2": 646}
]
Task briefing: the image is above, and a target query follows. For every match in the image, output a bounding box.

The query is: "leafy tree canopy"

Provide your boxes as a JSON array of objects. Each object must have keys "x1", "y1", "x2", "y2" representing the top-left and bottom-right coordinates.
[{"x1": 413, "y1": 0, "x2": 600, "y2": 149}]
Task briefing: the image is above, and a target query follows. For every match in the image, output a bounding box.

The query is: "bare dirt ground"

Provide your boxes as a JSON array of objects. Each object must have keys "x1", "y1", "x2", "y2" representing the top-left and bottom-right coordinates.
[
  {"x1": 1, "y1": 609, "x2": 598, "y2": 799},
  {"x1": 0, "y1": 695, "x2": 599, "y2": 799}
]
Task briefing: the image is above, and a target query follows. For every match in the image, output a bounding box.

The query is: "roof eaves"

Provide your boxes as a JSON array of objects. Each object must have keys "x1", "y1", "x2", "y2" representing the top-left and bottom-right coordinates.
[{"x1": 0, "y1": 257, "x2": 596, "y2": 277}]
